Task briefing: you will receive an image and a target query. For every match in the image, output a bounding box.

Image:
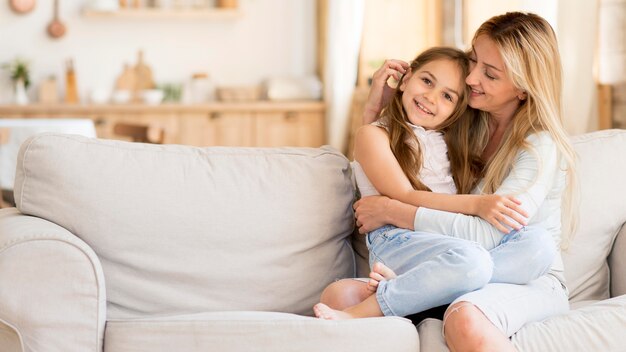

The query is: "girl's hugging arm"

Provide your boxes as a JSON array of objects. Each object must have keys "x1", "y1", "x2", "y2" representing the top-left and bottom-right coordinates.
[
  {"x1": 411, "y1": 132, "x2": 561, "y2": 249},
  {"x1": 354, "y1": 125, "x2": 526, "y2": 232}
]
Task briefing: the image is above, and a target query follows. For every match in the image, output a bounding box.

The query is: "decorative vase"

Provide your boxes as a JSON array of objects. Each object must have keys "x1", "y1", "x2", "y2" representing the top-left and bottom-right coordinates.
[{"x1": 14, "y1": 78, "x2": 28, "y2": 105}]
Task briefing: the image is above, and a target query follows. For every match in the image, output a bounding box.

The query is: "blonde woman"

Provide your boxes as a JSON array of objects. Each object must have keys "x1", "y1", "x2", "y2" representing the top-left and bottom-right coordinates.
[{"x1": 337, "y1": 12, "x2": 574, "y2": 351}]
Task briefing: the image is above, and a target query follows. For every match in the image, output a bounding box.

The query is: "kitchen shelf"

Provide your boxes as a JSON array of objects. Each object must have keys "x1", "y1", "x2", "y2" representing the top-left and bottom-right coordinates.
[{"x1": 82, "y1": 8, "x2": 242, "y2": 20}]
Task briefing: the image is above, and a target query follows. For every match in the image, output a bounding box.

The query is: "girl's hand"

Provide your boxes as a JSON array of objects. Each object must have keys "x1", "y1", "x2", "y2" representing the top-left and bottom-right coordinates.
[
  {"x1": 474, "y1": 195, "x2": 529, "y2": 233},
  {"x1": 363, "y1": 59, "x2": 410, "y2": 124},
  {"x1": 353, "y1": 196, "x2": 393, "y2": 234}
]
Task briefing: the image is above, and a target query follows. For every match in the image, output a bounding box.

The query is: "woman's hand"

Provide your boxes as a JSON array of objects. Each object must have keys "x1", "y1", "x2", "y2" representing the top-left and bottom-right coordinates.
[
  {"x1": 363, "y1": 59, "x2": 410, "y2": 125},
  {"x1": 473, "y1": 195, "x2": 529, "y2": 233}
]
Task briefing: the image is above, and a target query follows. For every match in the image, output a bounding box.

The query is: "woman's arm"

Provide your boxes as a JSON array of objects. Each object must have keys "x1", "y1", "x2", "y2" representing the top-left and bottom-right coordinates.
[
  {"x1": 411, "y1": 132, "x2": 562, "y2": 249},
  {"x1": 354, "y1": 125, "x2": 527, "y2": 232}
]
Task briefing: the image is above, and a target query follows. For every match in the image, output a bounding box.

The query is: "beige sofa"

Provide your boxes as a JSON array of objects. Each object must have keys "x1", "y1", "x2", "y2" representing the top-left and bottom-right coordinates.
[{"x1": 0, "y1": 130, "x2": 625, "y2": 352}]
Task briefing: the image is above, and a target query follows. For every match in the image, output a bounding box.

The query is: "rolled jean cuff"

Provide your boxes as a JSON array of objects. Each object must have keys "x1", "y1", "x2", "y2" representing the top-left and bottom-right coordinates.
[{"x1": 376, "y1": 280, "x2": 396, "y2": 316}]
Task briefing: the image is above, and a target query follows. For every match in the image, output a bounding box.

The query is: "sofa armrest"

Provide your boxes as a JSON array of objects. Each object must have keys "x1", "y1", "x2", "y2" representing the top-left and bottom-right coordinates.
[
  {"x1": 609, "y1": 224, "x2": 626, "y2": 297},
  {"x1": 0, "y1": 208, "x2": 106, "y2": 351}
]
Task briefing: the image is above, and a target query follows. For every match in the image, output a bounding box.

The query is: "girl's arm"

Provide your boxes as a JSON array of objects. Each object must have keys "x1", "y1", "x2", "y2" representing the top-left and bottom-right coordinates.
[
  {"x1": 363, "y1": 60, "x2": 410, "y2": 124},
  {"x1": 411, "y1": 132, "x2": 562, "y2": 249},
  {"x1": 354, "y1": 125, "x2": 527, "y2": 232}
]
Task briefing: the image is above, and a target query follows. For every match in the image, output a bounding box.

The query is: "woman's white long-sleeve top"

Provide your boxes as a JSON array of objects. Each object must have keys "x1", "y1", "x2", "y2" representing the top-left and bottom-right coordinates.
[{"x1": 413, "y1": 132, "x2": 567, "y2": 285}]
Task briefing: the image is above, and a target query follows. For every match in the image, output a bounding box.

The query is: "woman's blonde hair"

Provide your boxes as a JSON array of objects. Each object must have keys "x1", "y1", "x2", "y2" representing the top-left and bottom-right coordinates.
[
  {"x1": 379, "y1": 47, "x2": 481, "y2": 194},
  {"x1": 471, "y1": 12, "x2": 578, "y2": 249}
]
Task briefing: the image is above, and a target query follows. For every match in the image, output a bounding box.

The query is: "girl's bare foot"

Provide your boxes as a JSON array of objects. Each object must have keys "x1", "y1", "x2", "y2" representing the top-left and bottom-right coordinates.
[
  {"x1": 367, "y1": 262, "x2": 398, "y2": 292},
  {"x1": 314, "y1": 303, "x2": 354, "y2": 320},
  {"x1": 315, "y1": 294, "x2": 384, "y2": 320},
  {"x1": 320, "y1": 279, "x2": 375, "y2": 310}
]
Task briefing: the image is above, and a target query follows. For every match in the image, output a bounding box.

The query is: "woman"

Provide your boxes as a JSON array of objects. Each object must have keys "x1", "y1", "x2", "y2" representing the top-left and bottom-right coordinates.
[{"x1": 324, "y1": 12, "x2": 575, "y2": 351}]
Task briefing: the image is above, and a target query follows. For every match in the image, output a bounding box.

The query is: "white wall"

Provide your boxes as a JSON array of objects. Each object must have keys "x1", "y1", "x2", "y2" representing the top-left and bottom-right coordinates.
[{"x1": 0, "y1": 0, "x2": 317, "y2": 103}]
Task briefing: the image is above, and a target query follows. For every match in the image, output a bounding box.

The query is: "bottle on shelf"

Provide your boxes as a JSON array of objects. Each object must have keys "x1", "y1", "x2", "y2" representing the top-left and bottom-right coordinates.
[{"x1": 65, "y1": 59, "x2": 79, "y2": 104}]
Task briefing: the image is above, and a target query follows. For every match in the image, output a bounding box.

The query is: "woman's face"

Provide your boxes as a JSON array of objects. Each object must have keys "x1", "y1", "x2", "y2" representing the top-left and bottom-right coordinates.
[
  {"x1": 399, "y1": 59, "x2": 463, "y2": 130},
  {"x1": 466, "y1": 35, "x2": 525, "y2": 118}
]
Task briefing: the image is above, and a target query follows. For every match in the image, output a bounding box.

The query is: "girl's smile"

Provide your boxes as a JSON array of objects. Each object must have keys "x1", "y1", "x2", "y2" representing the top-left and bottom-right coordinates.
[{"x1": 400, "y1": 59, "x2": 463, "y2": 130}]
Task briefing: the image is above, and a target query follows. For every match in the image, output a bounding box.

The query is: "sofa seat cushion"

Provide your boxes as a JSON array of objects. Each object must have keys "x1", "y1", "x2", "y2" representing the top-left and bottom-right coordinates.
[
  {"x1": 416, "y1": 295, "x2": 626, "y2": 352},
  {"x1": 14, "y1": 134, "x2": 356, "y2": 319},
  {"x1": 104, "y1": 311, "x2": 419, "y2": 352}
]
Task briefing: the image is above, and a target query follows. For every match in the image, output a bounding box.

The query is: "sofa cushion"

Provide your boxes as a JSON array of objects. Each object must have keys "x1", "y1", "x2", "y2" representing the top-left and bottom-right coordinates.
[
  {"x1": 564, "y1": 130, "x2": 626, "y2": 302},
  {"x1": 14, "y1": 134, "x2": 356, "y2": 319},
  {"x1": 418, "y1": 295, "x2": 626, "y2": 352},
  {"x1": 104, "y1": 311, "x2": 419, "y2": 352}
]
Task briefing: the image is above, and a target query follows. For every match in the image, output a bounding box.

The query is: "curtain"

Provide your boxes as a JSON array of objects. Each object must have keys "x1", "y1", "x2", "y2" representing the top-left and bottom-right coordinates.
[
  {"x1": 598, "y1": 0, "x2": 626, "y2": 84},
  {"x1": 321, "y1": 0, "x2": 365, "y2": 152},
  {"x1": 557, "y1": 0, "x2": 600, "y2": 133}
]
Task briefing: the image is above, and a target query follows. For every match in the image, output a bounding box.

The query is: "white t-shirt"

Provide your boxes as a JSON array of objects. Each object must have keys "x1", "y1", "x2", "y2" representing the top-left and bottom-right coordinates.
[{"x1": 352, "y1": 121, "x2": 457, "y2": 197}]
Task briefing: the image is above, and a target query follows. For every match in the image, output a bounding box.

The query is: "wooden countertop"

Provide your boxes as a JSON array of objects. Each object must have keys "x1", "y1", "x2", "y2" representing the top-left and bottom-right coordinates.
[{"x1": 0, "y1": 101, "x2": 326, "y2": 114}]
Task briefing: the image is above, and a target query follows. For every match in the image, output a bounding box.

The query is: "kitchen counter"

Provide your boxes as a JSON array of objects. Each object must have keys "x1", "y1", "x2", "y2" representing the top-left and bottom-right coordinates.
[
  {"x1": 0, "y1": 101, "x2": 325, "y2": 114},
  {"x1": 0, "y1": 101, "x2": 327, "y2": 148}
]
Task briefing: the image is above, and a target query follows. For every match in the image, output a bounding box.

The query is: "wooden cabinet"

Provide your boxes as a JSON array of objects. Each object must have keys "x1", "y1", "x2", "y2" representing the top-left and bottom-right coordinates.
[
  {"x1": 93, "y1": 113, "x2": 179, "y2": 144},
  {"x1": 179, "y1": 112, "x2": 255, "y2": 147},
  {"x1": 255, "y1": 112, "x2": 325, "y2": 147},
  {"x1": 0, "y1": 102, "x2": 326, "y2": 148}
]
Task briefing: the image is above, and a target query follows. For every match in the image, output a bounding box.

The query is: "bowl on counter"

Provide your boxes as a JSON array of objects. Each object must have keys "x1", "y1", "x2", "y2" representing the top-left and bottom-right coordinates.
[
  {"x1": 111, "y1": 90, "x2": 132, "y2": 104},
  {"x1": 141, "y1": 89, "x2": 164, "y2": 105}
]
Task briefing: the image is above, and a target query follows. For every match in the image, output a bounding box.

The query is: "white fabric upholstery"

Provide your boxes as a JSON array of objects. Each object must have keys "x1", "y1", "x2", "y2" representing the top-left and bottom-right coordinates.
[
  {"x1": 510, "y1": 295, "x2": 626, "y2": 352},
  {"x1": 13, "y1": 134, "x2": 356, "y2": 319},
  {"x1": 0, "y1": 208, "x2": 106, "y2": 352},
  {"x1": 104, "y1": 311, "x2": 419, "y2": 352},
  {"x1": 418, "y1": 295, "x2": 626, "y2": 352},
  {"x1": 1, "y1": 130, "x2": 625, "y2": 352},
  {"x1": 562, "y1": 130, "x2": 626, "y2": 303}
]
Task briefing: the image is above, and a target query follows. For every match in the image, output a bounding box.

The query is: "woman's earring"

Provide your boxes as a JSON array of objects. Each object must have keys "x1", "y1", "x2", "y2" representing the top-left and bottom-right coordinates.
[{"x1": 518, "y1": 92, "x2": 527, "y2": 101}]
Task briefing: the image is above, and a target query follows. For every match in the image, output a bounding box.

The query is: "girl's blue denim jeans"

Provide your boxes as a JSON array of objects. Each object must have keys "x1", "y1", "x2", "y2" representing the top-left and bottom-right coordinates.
[{"x1": 366, "y1": 225, "x2": 556, "y2": 317}]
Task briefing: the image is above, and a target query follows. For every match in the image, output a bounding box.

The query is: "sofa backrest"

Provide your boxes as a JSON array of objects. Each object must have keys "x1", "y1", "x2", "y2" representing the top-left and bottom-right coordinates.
[
  {"x1": 14, "y1": 134, "x2": 356, "y2": 319},
  {"x1": 565, "y1": 129, "x2": 626, "y2": 302}
]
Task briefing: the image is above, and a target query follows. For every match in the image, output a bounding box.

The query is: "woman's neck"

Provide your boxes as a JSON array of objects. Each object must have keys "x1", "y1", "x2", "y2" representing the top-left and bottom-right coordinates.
[{"x1": 482, "y1": 112, "x2": 515, "y2": 161}]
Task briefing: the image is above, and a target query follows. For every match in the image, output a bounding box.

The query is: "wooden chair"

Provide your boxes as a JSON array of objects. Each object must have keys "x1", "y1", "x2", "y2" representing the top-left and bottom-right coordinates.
[{"x1": 113, "y1": 122, "x2": 165, "y2": 144}]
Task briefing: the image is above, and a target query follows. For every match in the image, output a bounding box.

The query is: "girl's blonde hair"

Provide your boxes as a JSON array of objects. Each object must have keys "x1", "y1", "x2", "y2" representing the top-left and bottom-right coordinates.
[
  {"x1": 471, "y1": 12, "x2": 578, "y2": 249},
  {"x1": 379, "y1": 47, "x2": 481, "y2": 194}
]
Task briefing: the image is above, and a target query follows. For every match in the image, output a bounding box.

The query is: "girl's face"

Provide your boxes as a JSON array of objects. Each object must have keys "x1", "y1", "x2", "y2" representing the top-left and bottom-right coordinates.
[
  {"x1": 466, "y1": 35, "x2": 525, "y2": 118},
  {"x1": 400, "y1": 59, "x2": 463, "y2": 130}
]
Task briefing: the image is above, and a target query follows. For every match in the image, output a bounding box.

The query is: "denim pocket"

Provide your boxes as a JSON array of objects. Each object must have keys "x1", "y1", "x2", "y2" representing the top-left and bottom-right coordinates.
[{"x1": 382, "y1": 229, "x2": 412, "y2": 244}]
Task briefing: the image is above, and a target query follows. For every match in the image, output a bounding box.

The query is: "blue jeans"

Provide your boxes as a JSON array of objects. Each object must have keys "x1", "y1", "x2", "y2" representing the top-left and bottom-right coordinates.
[{"x1": 366, "y1": 225, "x2": 556, "y2": 317}]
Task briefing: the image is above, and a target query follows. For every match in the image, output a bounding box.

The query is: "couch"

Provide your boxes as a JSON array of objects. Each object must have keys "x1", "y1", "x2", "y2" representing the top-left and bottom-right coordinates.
[{"x1": 0, "y1": 129, "x2": 625, "y2": 352}]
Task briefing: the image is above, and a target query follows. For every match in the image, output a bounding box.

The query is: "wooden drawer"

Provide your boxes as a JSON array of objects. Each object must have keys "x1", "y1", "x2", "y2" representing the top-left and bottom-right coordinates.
[{"x1": 255, "y1": 111, "x2": 325, "y2": 147}]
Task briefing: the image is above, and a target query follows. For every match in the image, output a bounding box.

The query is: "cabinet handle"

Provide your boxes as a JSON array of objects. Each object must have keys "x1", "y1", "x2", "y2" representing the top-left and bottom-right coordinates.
[
  {"x1": 285, "y1": 112, "x2": 297, "y2": 120},
  {"x1": 94, "y1": 117, "x2": 106, "y2": 126},
  {"x1": 210, "y1": 112, "x2": 221, "y2": 120}
]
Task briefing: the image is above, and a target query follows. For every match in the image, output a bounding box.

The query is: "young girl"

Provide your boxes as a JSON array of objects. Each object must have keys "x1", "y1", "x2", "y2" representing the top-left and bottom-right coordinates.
[{"x1": 314, "y1": 46, "x2": 557, "y2": 320}]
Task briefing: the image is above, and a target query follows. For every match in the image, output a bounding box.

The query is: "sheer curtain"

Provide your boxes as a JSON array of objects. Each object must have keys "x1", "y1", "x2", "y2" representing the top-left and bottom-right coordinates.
[
  {"x1": 557, "y1": 0, "x2": 600, "y2": 134},
  {"x1": 321, "y1": 0, "x2": 364, "y2": 152}
]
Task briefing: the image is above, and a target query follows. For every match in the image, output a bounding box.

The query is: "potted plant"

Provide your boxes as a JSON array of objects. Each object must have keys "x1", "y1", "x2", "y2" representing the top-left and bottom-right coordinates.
[{"x1": 2, "y1": 58, "x2": 31, "y2": 105}]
